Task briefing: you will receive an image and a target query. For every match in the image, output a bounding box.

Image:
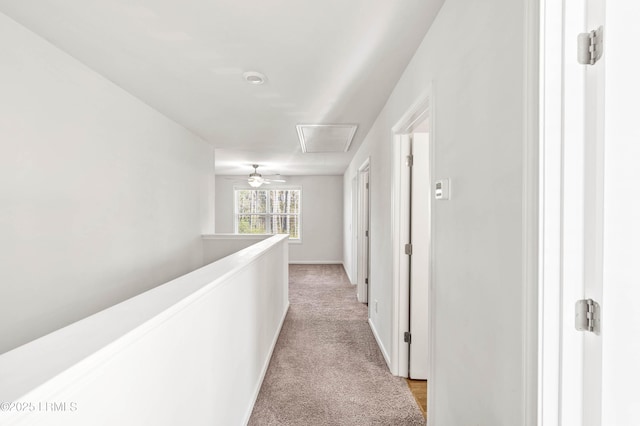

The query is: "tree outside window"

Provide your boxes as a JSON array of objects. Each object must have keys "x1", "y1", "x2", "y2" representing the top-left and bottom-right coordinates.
[{"x1": 235, "y1": 189, "x2": 301, "y2": 240}]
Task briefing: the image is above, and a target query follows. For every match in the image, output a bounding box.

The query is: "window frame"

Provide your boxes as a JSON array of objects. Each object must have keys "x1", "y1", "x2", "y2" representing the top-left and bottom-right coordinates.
[{"x1": 233, "y1": 185, "x2": 302, "y2": 243}]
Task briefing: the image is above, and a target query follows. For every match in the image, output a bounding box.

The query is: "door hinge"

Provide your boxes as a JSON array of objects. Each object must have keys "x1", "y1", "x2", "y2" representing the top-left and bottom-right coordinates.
[
  {"x1": 404, "y1": 332, "x2": 412, "y2": 344},
  {"x1": 365, "y1": 230, "x2": 369, "y2": 237},
  {"x1": 365, "y1": 278, "x2": 369, "y2": 284},
  {"x1": 406, "y1": 155, "x2": 413, "y2": 167},
  {"x1": 578, "y1": 26, "x2": 603, "y2": 65},
  {"x1": 366, "y1": 182, "x2": 369, "y2": 189},
  {"x1": 404, "y1": 243, "x2": 413, "y2": 256},
  {"x1": 575, "y1": 299, "x2": 600, "y2": 334}
]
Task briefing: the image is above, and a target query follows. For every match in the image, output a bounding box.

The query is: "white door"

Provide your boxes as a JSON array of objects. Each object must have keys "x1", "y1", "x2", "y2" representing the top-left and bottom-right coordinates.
[
  {"x1": 409, "y1": 132, "x2": 430, "y2": 379},
  {"x1": 363, "y1": 170, "x2": 370, "y2": 305},
  {"x1": 357, "y1": 166, "x2": 370, "y2": 305},
  {"x1": 352, "y1": 176, "x2": 358, "y2": 285}
]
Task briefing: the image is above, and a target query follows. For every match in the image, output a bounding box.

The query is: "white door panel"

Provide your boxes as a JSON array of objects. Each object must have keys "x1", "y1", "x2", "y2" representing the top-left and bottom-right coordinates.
[
  {"x1": 364, "y1": 170, "x2": 370, "y2": 305},
  {"x1": 409, "y1": 132, "x2": 429, "y2": 379}
]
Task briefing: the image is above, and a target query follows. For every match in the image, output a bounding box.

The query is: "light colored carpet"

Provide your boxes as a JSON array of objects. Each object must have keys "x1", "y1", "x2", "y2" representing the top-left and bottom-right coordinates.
[{"x1": 248, "y1": 264, "x2": 425, "y2": 425}]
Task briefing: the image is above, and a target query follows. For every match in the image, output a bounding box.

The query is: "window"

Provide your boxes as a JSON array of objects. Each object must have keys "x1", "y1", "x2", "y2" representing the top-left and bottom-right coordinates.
[{"x1": 235, "y1": 188, "x2": 301, "y2": 240}]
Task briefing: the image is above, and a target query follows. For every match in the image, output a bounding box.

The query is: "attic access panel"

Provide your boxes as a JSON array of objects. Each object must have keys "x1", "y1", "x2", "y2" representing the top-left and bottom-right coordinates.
[{"x1": 296, "y1": 124, "x2": 358, "y2": 153}]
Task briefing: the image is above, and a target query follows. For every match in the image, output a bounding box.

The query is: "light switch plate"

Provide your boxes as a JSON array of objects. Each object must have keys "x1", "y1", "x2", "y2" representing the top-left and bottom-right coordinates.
[{"x1": 435, "y1": 179, "x2": 450, "y2": 200}]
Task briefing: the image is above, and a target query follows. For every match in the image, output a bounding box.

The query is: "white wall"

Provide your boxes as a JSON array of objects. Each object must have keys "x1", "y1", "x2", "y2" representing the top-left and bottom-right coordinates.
[
  {"x1": 0, "y1": 235, "x2": 289, "y2": 426},
  {"x1": 202, "y1": 234, "x2": 270, "y2": 265},
  {"x1": 343, "y1": 176, "x2": 357, "y2": 284},
  {"x1": 343, "y1": 0, "x2": 533, "y2": 423},
  {"x1": 0, "y1": 13, "x2": 215, "y2": 354},
  {"x1": 216, "y1": 175, "x2": 343, "y2": 264}
]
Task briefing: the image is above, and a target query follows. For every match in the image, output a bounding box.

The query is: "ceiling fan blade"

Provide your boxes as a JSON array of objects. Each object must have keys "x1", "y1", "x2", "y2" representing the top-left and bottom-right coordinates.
[{"x1": 264, "y1": 174, "x2": 287, "y2": 183}]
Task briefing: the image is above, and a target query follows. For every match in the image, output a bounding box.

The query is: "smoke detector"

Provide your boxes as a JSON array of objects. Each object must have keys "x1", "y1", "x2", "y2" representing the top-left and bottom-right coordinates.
[{"x1": 243, "y1": 71, "x2": 266, "y2": 85}]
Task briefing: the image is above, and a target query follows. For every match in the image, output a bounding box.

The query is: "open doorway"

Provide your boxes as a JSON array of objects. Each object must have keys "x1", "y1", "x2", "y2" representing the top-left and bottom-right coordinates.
[
  {"x1": 406, "y1": 125, "x2": 430, "y2": 380},
  {"x1": 390, "y1": 94, "x2": 433, "y2": 387}
]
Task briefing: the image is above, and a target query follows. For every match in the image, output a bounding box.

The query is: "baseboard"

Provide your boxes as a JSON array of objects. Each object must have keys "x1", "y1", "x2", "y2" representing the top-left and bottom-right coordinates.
[
  {"x1": 288, "y1": 260, "x2": 343, "y2": 265},
  {"x1": 368, "y1": 318, "x2": 391, "y2": 370},
  {"x1": 242, "y1": 302, "x2": 290, "y2": 425},
  {"x1": 343, "y1": 262, "x2": 356, "y2": 285}
]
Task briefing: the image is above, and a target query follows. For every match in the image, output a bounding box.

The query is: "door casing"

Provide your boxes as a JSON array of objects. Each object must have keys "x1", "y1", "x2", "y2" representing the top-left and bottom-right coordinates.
[
  {"x1": 357, "y1": 159, "x2": 370, "y2": 305},
  {"x1": 390, "y1": 93, "x2": 433, "y2": 378}
]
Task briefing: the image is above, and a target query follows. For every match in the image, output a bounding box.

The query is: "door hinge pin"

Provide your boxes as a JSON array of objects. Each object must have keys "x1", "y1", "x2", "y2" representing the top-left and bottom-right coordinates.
[
  {"x1": 578, "y1": 26, "x2": 603, "y2": 65},
  {"x1": 575, "y1": 298, "x2": 600, "y2": 333},
  {"x1": 406, "y1": 155, "x2": 414, "y2": 167}
]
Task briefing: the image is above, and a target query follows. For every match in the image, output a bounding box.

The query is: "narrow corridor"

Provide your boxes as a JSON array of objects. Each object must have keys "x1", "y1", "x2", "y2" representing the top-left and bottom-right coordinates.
[{"x1": 249, "y1": 264, "x2": 424, "y2": 425}]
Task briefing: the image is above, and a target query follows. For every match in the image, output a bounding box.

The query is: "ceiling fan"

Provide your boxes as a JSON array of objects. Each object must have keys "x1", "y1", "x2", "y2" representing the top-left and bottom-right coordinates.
[{"x1": 246, "y1": 164, "x2": 286, "y2": 188}]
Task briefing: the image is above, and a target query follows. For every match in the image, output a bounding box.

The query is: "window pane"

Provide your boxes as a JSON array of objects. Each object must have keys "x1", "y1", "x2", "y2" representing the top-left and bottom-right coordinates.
[
  {"x1": 291, "y1": 190, "x2": 300, "y2": 214},
  {"x1": 236, "y1": 190, "x2": 267, "y2": 214},
  {"x1": 236, "y1": 215, "x2": 267, "y2": 234},
  {"x1": 269, "y1": 190, "x2": 300, "y2": 214},
  {"x1": 271, "y1": 215, "x2": 299, "y2": 239}
]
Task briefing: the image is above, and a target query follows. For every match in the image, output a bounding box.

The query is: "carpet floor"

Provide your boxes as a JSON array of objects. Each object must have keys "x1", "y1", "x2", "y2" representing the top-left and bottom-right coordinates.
[{"x1": 248, "y1": 264, "x2": 425, "y2": 425}]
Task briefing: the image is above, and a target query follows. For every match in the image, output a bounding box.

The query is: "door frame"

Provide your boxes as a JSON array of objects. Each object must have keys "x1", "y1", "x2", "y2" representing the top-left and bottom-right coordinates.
[
  {"x1": 357, "y1": 158, "x2": 371, "y2": 304},
  {"x1": 390, "y1": 91, "x2": 433, "y2": 379},
  {"x1": 537, "y1": 0, "x2": 588, "y2": 424},
  {"x1": 540, "y1": 4, "x2": 640, "y2": 424},
  {"x1": 351, "y1": 176, "x2": 358, "y2": 285}
]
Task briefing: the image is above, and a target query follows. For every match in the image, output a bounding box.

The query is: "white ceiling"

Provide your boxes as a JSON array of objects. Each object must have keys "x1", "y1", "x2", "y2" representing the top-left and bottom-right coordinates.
[{"x1": 0, "y1": 0, "x2": 443, "y2": 176}]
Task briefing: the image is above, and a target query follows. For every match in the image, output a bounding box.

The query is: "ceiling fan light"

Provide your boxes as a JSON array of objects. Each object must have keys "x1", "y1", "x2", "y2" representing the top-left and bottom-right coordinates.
[
  {"x1": 247, "y1": 164, "x2": 266, "y2": 187},
  {"x1": 248, "y1": 175, "x2": 264, "y2": 187}
]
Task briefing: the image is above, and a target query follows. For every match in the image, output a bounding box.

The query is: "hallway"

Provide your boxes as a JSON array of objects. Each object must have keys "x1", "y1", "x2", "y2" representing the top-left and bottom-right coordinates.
[{"x1": 249, "y1": 265, "x2": 424, "y2": 425}]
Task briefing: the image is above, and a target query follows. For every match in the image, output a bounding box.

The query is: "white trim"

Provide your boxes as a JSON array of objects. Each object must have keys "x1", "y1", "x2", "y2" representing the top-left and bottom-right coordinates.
[
  {"x1": 392, "y1": 94, "x2": 431, "y2": 134},
  {"x1": 391, "y1": 133, "x2": 410, "y2": 378},
  {"x1": 357, "y1": 158, "x2": 371, "y2": 305},
  {"x1": 538, "y1": 0, "x2": 564, "y2": 425},
  {"x1": 390, "y1": 89, "x2": 433, "y2": 383},
  {"x1": 351, "y1": 176, "x2": 358, "y2": 285},
  {"x1": 341, "y1": 262, "x2": 356, "y2": 284},
  {"x1": 368, "y1": 318, "x2": 391, "y2": 369},
  {"x1": 288, "y1": 260, "x2": 343, "y2": 265},
  {"x1": 522, "y1": 0, "x2": 540, "y2": 424},
  {"x1": 242, "y1": 302, "x2": 290, "y2": 425},
  {"x1": 537, "y1": 0, "x2": 564, "y2": 426},
  {"x1": 343, "y1": 259, "x2": 356, "y2": 285},
  {"x1": 426, "y1": 90, "x2": 437, "y2": 426}
]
